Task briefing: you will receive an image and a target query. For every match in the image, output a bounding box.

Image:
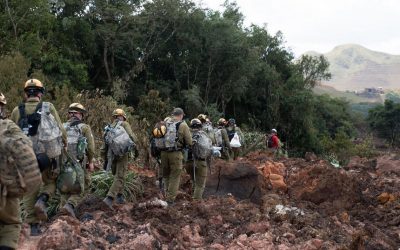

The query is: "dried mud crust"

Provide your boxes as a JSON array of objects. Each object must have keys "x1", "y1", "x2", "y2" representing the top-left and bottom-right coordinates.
[{"x1": 19, "y1": 152, "x2": 400, "y2": 249}]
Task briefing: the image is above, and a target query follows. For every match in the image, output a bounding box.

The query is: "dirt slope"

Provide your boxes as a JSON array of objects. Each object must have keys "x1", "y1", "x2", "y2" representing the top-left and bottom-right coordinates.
[{"x1": 19, "y1": 152, "x2": 400, "y2": 249}]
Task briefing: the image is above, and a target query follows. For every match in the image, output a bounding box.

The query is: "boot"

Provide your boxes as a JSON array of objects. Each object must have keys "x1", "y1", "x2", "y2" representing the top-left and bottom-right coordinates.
[
  {"x1": 61, "y1": 203, "x2": 76, "y2": 218},
  {"x1": 116, "y1": 194, "x2": 125, "y2": 204},
  {"x1": 102, "y1": 196, "x2": 114, "y2": 210},
  {"x1": 30, "y1": 223, "x2": 42, "y2": 236},
  {"x1": 34, "y1": 194, "x2": 49, "y2": 221}
]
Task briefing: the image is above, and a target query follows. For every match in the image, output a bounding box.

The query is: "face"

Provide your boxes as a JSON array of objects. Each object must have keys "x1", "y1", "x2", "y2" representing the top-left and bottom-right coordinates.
[
  {"x1": 175, "y1": 114, "x2": 184, "y2": 121},
  {"x1": 116, "y1": 115, "x2": 125, "y2": 121},
  {"x1": 68, "y1": 111, "x2": 83, "y2": 120}
]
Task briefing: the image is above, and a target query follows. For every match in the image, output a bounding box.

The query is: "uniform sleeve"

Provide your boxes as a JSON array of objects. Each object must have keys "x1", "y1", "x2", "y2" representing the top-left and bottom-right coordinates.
[
  {"x1": 82, "y1": 125, "x2": 96, "y2": 163},
  {"x1": 50, "y1": 103, "x2": 67, "y2": 145},
  {"x1": 10, "y1": 107, "x2": 19, "y2": 124},
  {"x1": 122, "y1": 121, "x2": 138, "y2": 142},
  {"x1": 178, "y1": 122, "x2": 192, "y2": 147},
  {"x1": 222, "y1": 129, "x2": 231, "y2": 149}
]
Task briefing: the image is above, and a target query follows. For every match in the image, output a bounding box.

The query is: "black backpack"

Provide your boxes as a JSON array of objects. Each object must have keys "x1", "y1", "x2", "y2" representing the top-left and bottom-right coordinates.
[{"x1": 18, "y1": 102, "x2": 42, "y2": 136}]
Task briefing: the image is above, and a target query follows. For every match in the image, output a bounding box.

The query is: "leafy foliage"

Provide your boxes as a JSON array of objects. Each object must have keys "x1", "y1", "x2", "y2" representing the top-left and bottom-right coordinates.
[{"x1": 368, "y1": 100, "x2": 400, "y2": 146}]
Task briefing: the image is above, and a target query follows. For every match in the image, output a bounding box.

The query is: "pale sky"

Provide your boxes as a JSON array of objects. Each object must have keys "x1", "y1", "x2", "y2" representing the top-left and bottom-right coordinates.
[{"x1": 195, "y1": 0, "x2": 400, "y2": 56}]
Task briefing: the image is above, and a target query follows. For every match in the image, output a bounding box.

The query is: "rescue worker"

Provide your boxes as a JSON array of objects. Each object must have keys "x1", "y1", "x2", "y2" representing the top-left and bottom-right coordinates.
[
  {"x1": 60, "y1": 103, "x2": 95, "y2": 218},
  {"x1": 197, "y1": 114, "x2": 216, "y2": 171},
  {"x1": 102, "y1": 109, "x2": 137, "y2": 209},
  {"x1": 10, "y1": 79, "x2": 67, "y2": 236},
  {"x1": 0, "y1": 93, "x2": 24, "y2": 249},
  {"x1": 215, "y1": 118, "x2": 231, "y2": 161},
  {"x1": 267, "y1": 129, "x2": 281, "y2": 157},
  {"x1": 185, "y1": 118, "x2": 209, "y2": 200},
  {"x1": 161, "y1": 108, "x2": 192, "y2": 205},
  {"x1": 226, "y1": 118, "x2": 244, "y2": 160}
]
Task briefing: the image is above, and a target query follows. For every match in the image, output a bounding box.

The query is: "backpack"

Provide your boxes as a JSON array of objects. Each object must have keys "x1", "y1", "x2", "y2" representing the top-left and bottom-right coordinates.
[
  {"x1": 18, "y1": 102, "x2": 63, "y2": 158},
  {"x1": 105, "y1": 121, "x2": 135, "y2": 156},
  {"x1": 192, "y1": 130, "x2": 213, "y2": 160},
  {"x1": 215, "y1": 128, "x2": 223, "y2": 147},
  {"x1": 64, "y1": 121, "x2": 87, "y2": 162},
  {"x1": 153, "y1": 121, "x2": 181, "y2": 150},
  {"x1": 0, "y1": 119, "x2": 42, "y2": 198},
  {"x1": 57, "y1": 152, "x2": 84, "y2": 195}
]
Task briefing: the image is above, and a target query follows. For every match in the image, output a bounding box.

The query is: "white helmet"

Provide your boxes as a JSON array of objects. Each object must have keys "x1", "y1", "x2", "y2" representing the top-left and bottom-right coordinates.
[{"x1": 271, "y1": 129, "x2": 277, "y2": 134}]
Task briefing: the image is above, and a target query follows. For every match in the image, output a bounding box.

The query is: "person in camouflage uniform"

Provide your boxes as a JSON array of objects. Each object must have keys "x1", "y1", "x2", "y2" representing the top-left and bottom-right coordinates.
[
  {"x1": 10, "y1": 79, "x2": 67, "y2": 236},
  {"x1": 226, "y1": 118, "x2": 244, "y2": 160},
  {"x1": 102, "y1": 109, "x2": 137, "y2": 209},
  {"x1": 59, "y1": 103, "x2": 95, "y2": 218},
  {"x1": 0, "y1": 93, "x2": 40, "y2": 250},
  {"x1": 184, "y1": 118, "x2": 209, "y2": 200},
  {"x1": 197, "y1": 114, "x2": 216, "y2": 171},
  {"x1": 161, "y1": 108, "x2": 192, "y2": 205},
  {"x1": 215, "y1": 118, "x2": 232, "y2": 161}
]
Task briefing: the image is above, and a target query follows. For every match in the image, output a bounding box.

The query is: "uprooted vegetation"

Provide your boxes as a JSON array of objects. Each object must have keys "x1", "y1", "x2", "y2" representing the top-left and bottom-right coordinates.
[{"x1": 19, "y1": 151, "x2": 400, "y2": 250}]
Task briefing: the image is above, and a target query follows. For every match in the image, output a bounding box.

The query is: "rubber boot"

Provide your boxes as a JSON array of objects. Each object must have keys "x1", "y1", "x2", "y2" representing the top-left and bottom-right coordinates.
[
  {"x1": 61, "y1": 203, "x2": 76, "y2": 218},
  {"x1": 30, "y1": 223, "x2": 42, "y2": 236},
  {"x1": 102, "y1": 196, "x2": 114, "y2": 210},
  {"x1": 34, "y1": 194, "x2": 49, "y2": 221},
  {"x1": 116, "y1": 194, "x2": 125, "y2": 204}
]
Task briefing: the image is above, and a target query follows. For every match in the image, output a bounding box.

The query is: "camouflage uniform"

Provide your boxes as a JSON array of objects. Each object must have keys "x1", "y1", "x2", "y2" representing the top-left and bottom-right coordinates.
[
  {"x1": 216, "y1": 126, "x2": 232, "y2": 161},
  {"x1": 226, "y1": 125, "x2": 244, "y2": 160},
  {"x1": 185, "y1": 128, "x2": 208, "y2": 200},
  {"x1": 10, "y1": 98, "x2": 67, "y2": 224},
  {"x1": 103, "y1": 120, "x2": 137, "y2": 199},
  {"x1": 161, "y1": 118, "x2": 192, "y2": 203},
  {"x1": 0, "y1": 120, "x2": 25, "y2": 249},
  {"x1": 60, "y1": 119, "x2": 95, "y2": 208}
]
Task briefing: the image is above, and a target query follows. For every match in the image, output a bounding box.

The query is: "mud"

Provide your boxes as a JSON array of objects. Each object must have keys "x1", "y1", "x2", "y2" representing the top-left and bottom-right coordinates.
[{"x1": 19, "y1": 152, "x2": 400, "y2": 249}]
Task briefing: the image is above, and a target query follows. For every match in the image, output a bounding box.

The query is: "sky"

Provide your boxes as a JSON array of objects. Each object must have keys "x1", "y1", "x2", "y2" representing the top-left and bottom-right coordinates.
[{"x1": 195, "y1": 0, "x2": 400, "y2": 57}]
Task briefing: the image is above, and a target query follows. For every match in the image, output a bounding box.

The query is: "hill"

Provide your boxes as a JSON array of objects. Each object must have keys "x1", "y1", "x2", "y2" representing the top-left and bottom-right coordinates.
[
  {"x1": 313, "y1": 84, "x2": 383, "y2": 103},
  {"x1": 306, "y1": 44, "x2": 400, "y2": 91}
]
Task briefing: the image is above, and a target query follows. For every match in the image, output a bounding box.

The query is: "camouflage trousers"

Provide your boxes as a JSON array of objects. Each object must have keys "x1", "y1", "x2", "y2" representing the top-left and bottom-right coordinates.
[
  {"x1": 231, "y1": 147, "x2": 241, "y2": 160},
  {"x1": 0, "y1": 197, "x2": 21, "y2": 249},
  {"x1": 161, "y1": 151, "x2": 183, "y2": 202},
  {"x1": 185, "y1": 160, "x2": 208, "y2": 200},
  {"x1": 22, "y1": 167, "x2": 58, "y2": 224},
  {"x1": 107, "y1": 154, "x2": 128, "y2": 199}
]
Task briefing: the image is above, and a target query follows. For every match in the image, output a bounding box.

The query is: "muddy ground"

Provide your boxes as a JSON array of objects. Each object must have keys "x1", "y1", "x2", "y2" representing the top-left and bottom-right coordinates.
[{"x1": 18, "y1": 152, "x2": 400, "y2": 249}]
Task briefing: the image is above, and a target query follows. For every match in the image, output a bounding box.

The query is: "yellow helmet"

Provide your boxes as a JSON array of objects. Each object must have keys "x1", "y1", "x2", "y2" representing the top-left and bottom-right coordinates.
[
  {"x1": 68, "y1": 103, "x2": 86, "y2": 113},
  {"x1": 112, "y1": 108, "x2": 127, "y2": 119},
  {"x1": 0, "y1": 92, "x2": 6, "y2": 105},
  {"x1": 24, "y1": 79, "x2": 44, "y2": 91},
  {"x1": 197, "y1": 114, "x2": 207, "y2": 122},
  {"x1": 152, "y1": 121, "x2": 167, "y2": 138},
  {"x1": 218, "y1": 118, "x2": 226, "y2": 126},
  {"x1": 190, "y1": 118, "x2": 202, "y2": 128}
]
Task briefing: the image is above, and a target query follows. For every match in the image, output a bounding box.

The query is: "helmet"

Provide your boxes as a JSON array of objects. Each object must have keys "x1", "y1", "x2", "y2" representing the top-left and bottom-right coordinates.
[
  {"x1": 197, "y1": 114, "x2": 207, "y2": 122},
  {"x1": 172, "y1": 107, "x2": 185, "y2": 116},
  {"x1": 228, "y1": 118, "x2": 235, "y2": 125},
  {"x1": 24, "y1": 79, "x2": 44, "y2": 91},
  {"x1": 68, "y1": 103, "x2": 86, "y2": 113},
  {"x1": 152, "y1": 122, "x2": 167, "y2": 138},
  {"x1": 0, "y1": 93, "x2": 6, "y2": 105},
  {"x1": 190, "y1": 118, "x2": 202, "y2": 128},
  {"x1": 271, "y1": 129, "x2": 277, "y2": 134},
  {"x1": 218, "y1": 118, "x2": 226, "y2": 126},
  {"x1": 112, "y1": 108, "x2": 127, "y2": 119}
]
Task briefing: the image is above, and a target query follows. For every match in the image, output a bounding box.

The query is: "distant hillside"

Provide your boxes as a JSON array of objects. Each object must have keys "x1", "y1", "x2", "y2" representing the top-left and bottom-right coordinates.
[
  {"x1": 306, "y1": 44, "x2": 400, "y2": 91},
  {"x1": 313, "y1": 84, "x2": 383, "y2": 103}
]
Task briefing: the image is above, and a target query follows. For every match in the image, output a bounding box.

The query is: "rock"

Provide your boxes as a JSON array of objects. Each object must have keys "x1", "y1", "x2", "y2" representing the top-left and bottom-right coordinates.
[
  {"x1": 178, "y1": 225, "x2": 205, "y2": 248},
  {"x1": 210, "y1": 243, "x2": 226, "y2": 250},
  {"x1": 305, "y1": 152, "x2": 318, "y2": 162},
  {"x1": 377, "y1": 192, "x2": 396, "y2": 204},
  {"x1": 125, "y1": 233, "x2": 157, "y2": 249},
  {"x1": 204, "y1": 160, "x2": 268, "y2": 204},
  {"x1": 269, "y1": 174, "x2": 287, "y2": 192},
  {"x1": 245, "y1": 221, "x2": 270, "y2": 234}
]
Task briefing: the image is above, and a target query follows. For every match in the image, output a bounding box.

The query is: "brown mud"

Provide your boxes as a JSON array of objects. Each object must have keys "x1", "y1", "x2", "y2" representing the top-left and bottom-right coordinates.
[{"x1": 19, "y1": 152, "x2": 400, "y2": 249}]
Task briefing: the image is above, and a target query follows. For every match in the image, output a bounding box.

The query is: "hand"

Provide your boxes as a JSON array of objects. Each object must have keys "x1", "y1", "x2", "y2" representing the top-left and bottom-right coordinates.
[{"x1": 88, "y1": 162, "x2": 94, "y2": 172}]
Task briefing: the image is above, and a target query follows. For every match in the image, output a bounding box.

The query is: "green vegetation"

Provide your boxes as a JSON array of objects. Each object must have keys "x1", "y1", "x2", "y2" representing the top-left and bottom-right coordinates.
[{"x1": 0, "y1": 0, "x2": 379, "y2": 159}]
